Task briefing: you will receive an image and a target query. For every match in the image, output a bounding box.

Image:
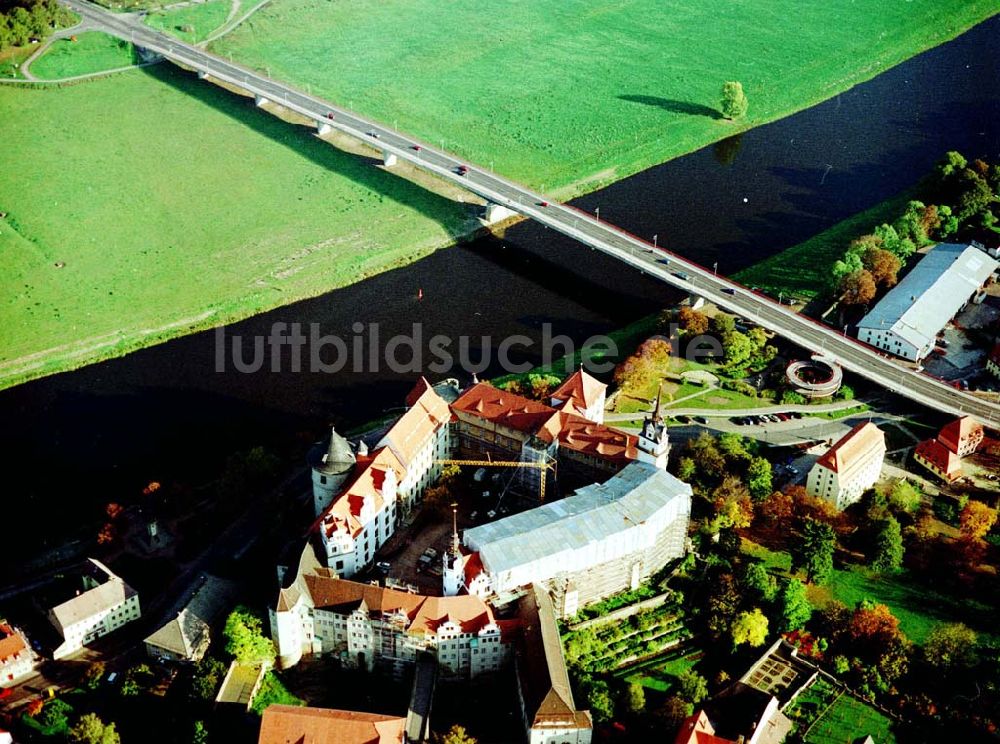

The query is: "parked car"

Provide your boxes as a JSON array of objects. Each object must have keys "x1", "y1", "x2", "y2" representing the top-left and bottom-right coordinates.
[
  {"x1": 473, "y1": 467, "x2": 487, "y2": 482},
  {"x1": 790, "y1": 411, "x2": 803, "y2": 419},
  {"x1": 470, "y1": 510, "x2": 479, "y2": 521},
  {"x1": 694, "y1": 416, "x2": 708, "y2": 424},
  {"x1": 375, "y1": 561, "x2": 391, "y2": 573},
  {"x1": 776, "y1": 413, "x2": 790, "y2": 421}
]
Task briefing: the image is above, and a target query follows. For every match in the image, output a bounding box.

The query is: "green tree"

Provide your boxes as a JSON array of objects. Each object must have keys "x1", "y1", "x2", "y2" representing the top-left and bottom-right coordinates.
[
  {"x1": 224, "y1": 607, "x2": 276, "y2": 665},
  {"x1": 720, "y1": 81, "x2": 748, "y2": 119},
  {"x1": 676, "y1": 456, "x2": 696, "y2": 482},
  {"x1": 777, "y1": 578, "x2": 812, "y2": 632},
  {"x1": 831, "y1": 249, "x2": 864, "y2": 284},
  {"x1": 653, "y1": 695, "x2": 693, "y2": 732},
  {"x1": 581, "y1": 678, "x2": 615, "y2": 723},
  {"x1": 192, "y1": 720, "x2": 210, "y2": 744},
  {"x1": 731, "y1": 608, "x2": 769, "y2": 648},
  {"x1": 835, "y1": 384, "x2": 855, "y2": 401},
  {"x1": 436, "y1": 724, "x2": 477, "y2": 744},
  {"x1": 622, "y1": 681, "x2": 646, "y2": 716},
  {"x1": 722, "y1": 330, "x2": 753, "y2": 370},
  {"x1": 792, "y1": 519, "x2": 836, "y2": 584},
  {"x1": 677, "y1": 670, "x2": 709, "y2": 704},
  {"x1": 742, "y1": 562, "x2": 777, "y2": 603},
  {"x1": 923, "y1": 622, "x2": 979, "y2": 674},
  {"x1": 69, "y1": 714, "x2": 120, "y2": 744},
  {"x1": 190, "y1": 656, "x2": 228, "y2": 701},
  {"x1": 746, "y1": 456, "x2": 772, "y2": 501},
  {"x1": 82, "y1": 661, "x2": 106, "y2": 690},
  {"x1": 40, "y1": 699, "x2": 72, "y2": 732},
  {"x1": 711, "y1": 313, "x2": 736, "y2": 335},
  {"x1": 870, "y1": 516, "x2": 904, "y2": 573}
]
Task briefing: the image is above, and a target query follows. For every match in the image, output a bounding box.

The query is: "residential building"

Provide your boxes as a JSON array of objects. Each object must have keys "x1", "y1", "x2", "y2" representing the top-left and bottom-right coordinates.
[
  {"x1": 144, "y1": 574, "x2": 237, "y2": 662},
  {"x1": 674, "y1": 685, "x2": 790, "y2": 744},
  {"x1": 549, "y1": 367, "x2": 607, "y2": 423},
  {"x1": 856, "y1": 243, "x2": 998, "y2": 361},
  {"x1": 514, "y1": 585, "x2": 592, "y2": 744},
  {"x1": 48, "y1": 559, "x2": 140, "y2": 660},
  {"x1": 938, "y1": 415, "x2": 984, "y2": 457},
  {"x1": 259, "y1": 705, "x2": 406, "y2": 744},
  {"x1": 914, "y1": 439, "x2": 962, "y2": 482},
  {"x1": 805, "y1": 423, "x2": 886, "y2": 510},
  {"x1": 310, "y1": 379, "x2": 454, "y2": 579},
  {"x1": 460, "y1": 461, "x2": 691, "y2": 617},
  {"x1": 987, "y1": 343, "x2": 1000, "y2": 379},
  {"x1": 0, "y1": 623, "x2": 35, "y2": 686},
  {"x1": 271, "y1": 546, "x2": 514, "y2": 673},
  {"x1": 913, "y1": 415, "x2": 984, "y2": 482}
]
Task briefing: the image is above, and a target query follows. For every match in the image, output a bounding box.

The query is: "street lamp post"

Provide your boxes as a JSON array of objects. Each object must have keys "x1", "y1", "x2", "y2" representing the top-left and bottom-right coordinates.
[
  {"x1": 713, "y1": 262, "x2": 718, "y2": 276},
  {"x1": 595, "y1": 206, "x2": 600, "y2": 221},
  {"x1": 653, "y1": 234, "x2": 658, "y2": 248}
]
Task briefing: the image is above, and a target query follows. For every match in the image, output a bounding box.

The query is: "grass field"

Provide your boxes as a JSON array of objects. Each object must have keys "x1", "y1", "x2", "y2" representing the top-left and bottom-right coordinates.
[
  {"x1": 0, "y1": 65, "x2": 471, "y2": 388},
  {"x1": 144, "y1": 1, "x2": 232, "y2": 43},
  {"x1": 0, "y1": 43, "x2": 36, "y2": 79},
  {"x1": 741, "y1": 540, "x2": 997, "y2": 644},
  {"x1": 31, "y1": 32, "x2": 139, "y2": 79},
  {"x1": 805, "y1": 691, "x2": 897, "y2": 744},
  {"x1": 617, "y1": 649, "x2": 702, "y2": 693},
  {"x1": 212, "y1": 0, "x2": 998, "y2": 196},
  {"x1": 732, "y1": 191, "x2": 916, "y2": 300}
]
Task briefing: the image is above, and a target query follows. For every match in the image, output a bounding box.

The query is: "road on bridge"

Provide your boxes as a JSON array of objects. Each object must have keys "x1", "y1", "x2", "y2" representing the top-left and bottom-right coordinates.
[{"x1": 62, "y1": 0, "x2": 1000, "y2": 427}]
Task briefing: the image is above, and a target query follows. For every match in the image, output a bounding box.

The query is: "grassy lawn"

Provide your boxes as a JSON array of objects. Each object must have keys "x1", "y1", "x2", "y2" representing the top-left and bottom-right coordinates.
[
  {"x1": 741, "y1": 540, "x2": 996, "y2": 644},
  {"x1": 31, "y1": 32, "x2": 139, "y2": 79},
  {"x1": 0, "y1": 43, "x2": 36, "y2": 79},
  {"x1": 805, "y1": 692, "x2": 897, "y2": 744},
  {"x1": 733, "y1": 191, "x2": 915, "y2": 300},
  {"x1": 145, "y1": 1, "x2": 232, "y2": 43},
  {"x1": 212, "y1": 0, "x2": 997, "y2": 196},
  {"x1": 617, "y1": 648, "x2": 702, "y2": 693},
  {"x1": 0, "y1": 65, "x2": 471, "y2": 389}
]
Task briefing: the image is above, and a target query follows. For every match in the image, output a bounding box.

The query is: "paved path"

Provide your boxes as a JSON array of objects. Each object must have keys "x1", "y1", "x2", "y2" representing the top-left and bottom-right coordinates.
[{"x1": 604, "y1": 396, "x2": 864, "y2": 422}]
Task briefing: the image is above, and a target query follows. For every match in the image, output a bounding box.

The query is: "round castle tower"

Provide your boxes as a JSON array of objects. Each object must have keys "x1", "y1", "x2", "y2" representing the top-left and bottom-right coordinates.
[{"x1": 309, "y1": 426, "x2": 356, "y2": 516}]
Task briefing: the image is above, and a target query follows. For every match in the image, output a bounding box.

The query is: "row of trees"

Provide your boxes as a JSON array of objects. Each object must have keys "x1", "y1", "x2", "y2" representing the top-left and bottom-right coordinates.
[
  {"x1": 0, "y1": 0, "x2": 73, "y2": 52},
  {"x1": 834, "y1": 151, "x2": 1000, "y2": 307}
]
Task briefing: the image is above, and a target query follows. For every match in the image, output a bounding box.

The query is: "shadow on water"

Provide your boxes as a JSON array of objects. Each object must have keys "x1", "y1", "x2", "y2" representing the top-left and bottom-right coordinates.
[
  {"x1": 619, "y1": 93, "x2": 722, "y2": 120},
  {"x1": 139, "y1": 62, "x2": 472, "y2": 241}
]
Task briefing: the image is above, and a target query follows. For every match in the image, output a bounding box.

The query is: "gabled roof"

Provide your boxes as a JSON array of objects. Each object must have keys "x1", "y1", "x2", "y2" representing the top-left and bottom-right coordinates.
[
  {"x1": 379, "y1": 383, "x2": 452, "y2": 467},
  {"x1": 915, "y1": 438, "x2": 962, "y2": 479},
  {"x1": 259, "y1": 705, "x2": 406, "y2": 744},
  {"x1": 550, "y1": 368, "x2": 606, "y2": 414},
  {"x1": 0, "y1": 624, "x2": 28, "y2": 665},
  {"x1": 858, "y1": 244, "x2": 998, "y2": 352},
  {"x1": 144, "y1": 574, "x2": 237, "y2": 659},
  {"x1": 49, "y1": 559, "x2": 136, "y2": 630},
  {"x1": 674, "y1": 710, "x2": 737, "y2": 744},
  {"x1": 451, "y1": 383, "x2": 557, "y2": 434},
  {"x1": 814, "y1": 422, "x2": 885, "y2": 474},
  {"x1": 555, "y1": 412, "x2": 637, "y2": 462},
  {"x1": 515, "y1": 585, "x2": 592, "y2": 730},
  {"x1": 299, "y1": 575, "x2": 499, "y2": 636},
  {"x1": 938, "y1": 416, "x2": 984, "y2": 455},
  {"x1": 319, "y1": 447, "x2": 404, "y2": 539}
]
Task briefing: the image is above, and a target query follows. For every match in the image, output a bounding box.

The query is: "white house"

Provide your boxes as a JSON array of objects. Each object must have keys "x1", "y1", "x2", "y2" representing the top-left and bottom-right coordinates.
[
  {"x1": 49, "y1": 559, "x2": 141, "y2": 660},
  {"x1": 0, "y1": 622, "x2": 36, "y2": 686},
  {"x1": 856, "y1": 244, "x2": 998, "y2": 361},
  {"x1": 271, "y1": 545, "x2": 512, "y2": 675},
  {"x1": 805, "y1": 423, "x2": 886, "y2": 510}
]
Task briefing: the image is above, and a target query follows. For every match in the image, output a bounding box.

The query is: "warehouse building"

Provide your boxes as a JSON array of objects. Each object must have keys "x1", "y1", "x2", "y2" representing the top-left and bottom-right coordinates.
[{"x1": 856, "y1": 244, "x2": 998, "y2": 361}]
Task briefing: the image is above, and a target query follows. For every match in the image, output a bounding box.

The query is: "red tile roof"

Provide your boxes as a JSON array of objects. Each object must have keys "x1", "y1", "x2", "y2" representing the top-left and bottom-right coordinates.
[
  {"x1": 319, "y1": 447, "x2": 403, "y2": 539},
  {"x1": 301, "y1": 576, "x2": 499, "y2": 636},
  {"x1": 914, "y1": 439, "x2": 962, "y2": 481},
  {"x1": 258, "y1": 705, "x2": 405, "y2": 744},
  {"x1": 550, "y1": 369, "x2": 606, "y2": 415},
  {"x1": 0, "y1": 624, "x2": 27, "y2": 665},
  {"x1": 938, "y1": 416, "x2": 984, "y2": 456},
  {"x1": 815, "y1": 422, "x2": 885, "y2": 473},
  {"x1": 451, "y1": 383, "x2": 558, "y2": 434},
  {"x1": 674, "y1": 711, "x2": 737, "y2": 744},
  {"x1": 555, "y1": 413, "x2": 638, "y2": 461},
  {"x1": 381, "y1": 383, "x2": 452, "y2": 467}
]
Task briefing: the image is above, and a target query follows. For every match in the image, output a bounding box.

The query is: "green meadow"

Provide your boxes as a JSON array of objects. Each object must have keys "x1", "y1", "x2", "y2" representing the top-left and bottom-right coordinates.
[
  {"x1": 144, "y1": 1, "x2": 231, "y2": 43},
  {"x1": 31, "y1": 32, "x2": 139, "y2": 79}
]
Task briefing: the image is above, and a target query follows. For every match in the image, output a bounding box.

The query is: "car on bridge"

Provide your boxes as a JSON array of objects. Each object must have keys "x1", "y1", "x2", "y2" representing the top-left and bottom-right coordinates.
[
  {"x1": 673, "y1": 271, "x2": 690, "y2": 281},
  {"x1": 326, "y1": 112, "x2": 334, "y2": 120},
  {"x1": 457, "y1": 165, "x2": 469, "y2": 176},
  {"x1": 412, "y1": 144, "x2": 422, "y2": 151},
  {"x1": 722, "y1": 287, "x2": 736, "y2": 295}
]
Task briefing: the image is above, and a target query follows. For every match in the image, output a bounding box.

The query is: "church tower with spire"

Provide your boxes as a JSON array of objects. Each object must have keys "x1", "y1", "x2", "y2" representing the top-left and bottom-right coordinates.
[
  {"x1": 637, "y1": 389, "x2": 670, "y2": 470},
  {"x1": 442, "y1": 504, "x2": 464, "y2": 597}
]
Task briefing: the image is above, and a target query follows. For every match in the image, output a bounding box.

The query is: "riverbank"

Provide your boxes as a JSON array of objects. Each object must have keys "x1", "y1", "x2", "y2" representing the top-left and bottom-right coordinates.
[{"x1": 1, "y1": 2, "x2": 997, "y2": 391}]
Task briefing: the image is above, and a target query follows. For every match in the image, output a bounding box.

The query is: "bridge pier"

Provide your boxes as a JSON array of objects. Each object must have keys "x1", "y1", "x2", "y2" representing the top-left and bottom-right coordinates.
[
  {"x1": 689, "y1": 295, "x2": 706, "y2": 310},
  {"x1": 316, "y1": 121, "x2": 332, "y2": 136},
  {"x1": 197, "y1": 70, "x2": 208, "y2": 80},
  {"x1": 254, "y1": 94, "x2": 269, "y2": 107},
  {"x1": 483, "y1": 201, "x2": 518, "y2": 224},
  {"x1": 381, "y1": 150, "x2": 397, "y2": 167}
]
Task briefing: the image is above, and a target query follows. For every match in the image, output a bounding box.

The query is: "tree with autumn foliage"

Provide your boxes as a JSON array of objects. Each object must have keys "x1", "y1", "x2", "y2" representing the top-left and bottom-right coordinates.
[
  {"x1": 862, "y1": 246, "x2": 901, "y2": 287},
  {"x1": 677, "y1": 306, "x2": 710, "y2": 336},
  {"x1": 758, "y1": 490, "x2": 793, "y2": 523},
  {"x1": 839, "y1": 269, "x2": 877, "y2": 306},
  {"x1": 959, "y1": 500, "x2": 997, "y2": 540}
]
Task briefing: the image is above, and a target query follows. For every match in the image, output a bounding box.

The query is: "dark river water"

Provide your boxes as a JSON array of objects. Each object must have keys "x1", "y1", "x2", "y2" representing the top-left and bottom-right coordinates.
[{"x1": 1, "y1": 16, "x2": 998, "y2": 546}]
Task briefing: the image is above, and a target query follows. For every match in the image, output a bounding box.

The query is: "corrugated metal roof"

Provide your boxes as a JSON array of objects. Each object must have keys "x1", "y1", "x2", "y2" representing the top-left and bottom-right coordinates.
[
  {"x1": 858, "y1": 244, "x2": 998, "y2": 351},
  {"x1": 464, "y1": 462, "x2": 691, "y2": 574}
]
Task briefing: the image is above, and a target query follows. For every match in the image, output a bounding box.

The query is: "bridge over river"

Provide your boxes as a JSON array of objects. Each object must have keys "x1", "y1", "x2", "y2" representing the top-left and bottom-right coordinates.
[{"x1": 63, "y1": 0, "x2": 1000, "y2": 427}]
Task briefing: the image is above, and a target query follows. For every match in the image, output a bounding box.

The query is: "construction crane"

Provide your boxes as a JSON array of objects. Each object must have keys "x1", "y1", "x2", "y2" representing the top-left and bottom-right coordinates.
[{"x1": 435, "y1": 456, "x2": 556, "y2": 502}]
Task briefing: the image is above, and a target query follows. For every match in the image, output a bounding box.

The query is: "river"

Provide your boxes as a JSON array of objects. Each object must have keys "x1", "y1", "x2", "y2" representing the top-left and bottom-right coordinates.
[{"x1": 1, "y1": 15, "x2": 997, "y2": 561}]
